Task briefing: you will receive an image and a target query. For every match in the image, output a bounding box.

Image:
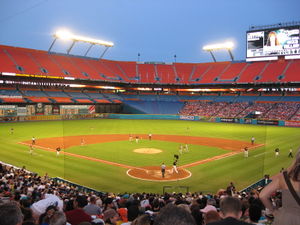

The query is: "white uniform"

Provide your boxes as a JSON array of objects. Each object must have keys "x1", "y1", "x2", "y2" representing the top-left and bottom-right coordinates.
[
  {"x1": 185, "y1": 144, "x2": 189, "y2": 152},
  {"x1": 161, "y1": 163, "x2": 166, "y2": 178},
  {"x1": 29, "y1": 145, "x2": 33, "y2": 155},
  {"x1": 179, "y1": 145, "x2": 183, "y2": 154},
  {"x1": 172, "y1": 161, "x2": 178, "y2": 174},
  {"x1": 56, "y1": 147, "x2": 61, "y2": 156},
  {"x1": 251, "y1": 137, "x2": 255, "y2": 145}
]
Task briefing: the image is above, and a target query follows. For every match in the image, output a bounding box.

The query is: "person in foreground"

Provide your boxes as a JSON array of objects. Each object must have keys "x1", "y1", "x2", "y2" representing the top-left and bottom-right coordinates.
[
  {"x1": 206, "y1": 196, "x2": 252, "y2": 225},
  {"x1": 0, "y1": 202, "x2": 23, "y2": 225},
  {"x1": 259, "y1": 148, "x2": 300, "y2": 225},
  {"x1": 153, "y1": 204, "x2": 196, "y2": 225},
  {"x1": 65, "y1": 195, "x2": 92, "y2": 225}
]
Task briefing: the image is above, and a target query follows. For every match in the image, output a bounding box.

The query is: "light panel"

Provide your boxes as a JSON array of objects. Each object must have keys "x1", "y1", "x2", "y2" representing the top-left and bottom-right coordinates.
[
  {"x1": 54, "y1": 29, "x2": 114, "y2": 47},
  {"x1": 203, "y1": 41, "x2": 234, "y2": 51}
]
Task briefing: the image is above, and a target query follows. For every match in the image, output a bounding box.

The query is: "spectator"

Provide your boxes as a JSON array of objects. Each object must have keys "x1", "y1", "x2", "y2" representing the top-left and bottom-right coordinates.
[
  {"x1": 200, "y1": 198, "x2": 217, "y2": 214},
  {"x1": 21, "y1": 207, "x2": 35, "y2": 224},
  {"x1": 259, "y1": 148, "x2": 300, "y2": 225},
  {"x1": 121, "y1": 201, "x2": 140, "y2": 225},
  {"x1": 117, "y1": 199, "x2": 128, "y2": 223},
  {"x1": 38, "y1": 205, "x2": 58, "y2": 225},
  {"x1": 204, "y1": 210, "x2": 221, "y2": 224},
  {"x1": 83, "y1": 196, "x2": 102, "y2": 216},
  {"x1": 103, "y1": 209, "x2": 119, "y2": 225},
  {"x1": 65, "y1": 195, "x2": 92, "y2": 225},
  {"x1": 190, "y1": 204, "x2": 203, "y2": 225},
  {"x1": 103, "y1": 197, "x2": 115, "y2": 211},
  {"x1": 0, "y1": 201, "x2": 23, "y2": 225},
  {"x1": 247, "y1": 204, "x2": 264, "y2": 225},
  {"x1": 22, "y1": 222, "x2": 36, "y2": 225},
  {"x1": 131, "y1": 214, "x2": 152, "y2": 225},
  {"x1": 31, "y1": 192, "x2": 63, "y2": 219},
  {"x1": 153, "y1": 204, "x2": 196, "y2": 225},
  {"x1": 206, "y1": 196, "x2": 252, "y2": 225},
  {"x1": 49, "y1": 211, "x2": 67, "y2": 225}
]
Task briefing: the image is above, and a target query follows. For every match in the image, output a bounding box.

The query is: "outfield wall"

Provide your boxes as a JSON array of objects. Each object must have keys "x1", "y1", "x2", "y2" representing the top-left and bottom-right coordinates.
[
  {"x1": 216, "y1": 117, "x2": 285, "y2": 126},
  {"x1": 0, "y1": 112, "x2": 297, "y2": 127},
  {"x1": 0, "y1": 113, "x2": 107, "y2": 122},
  {"x1": 107, "y1": 114, "x2": 200, "y2": 120},
  {"x1": 108, "y1": 114, "x2": 288, "y2": 126}
]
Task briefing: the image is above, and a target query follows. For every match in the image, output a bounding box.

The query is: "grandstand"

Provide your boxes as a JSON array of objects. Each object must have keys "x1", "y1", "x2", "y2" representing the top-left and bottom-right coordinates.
[
  {"x1": 1, "y1": 35, "x2": 300, "y2": 194},
  {"x1": 1, "y1": 44, "x2": 300, "y2": 85},
  {"x1": 1, "y1": 21, "x2": 300, "y2": 225},
  {"x1": 1, "y1": 43, "x2": 300, "y2": 118}
]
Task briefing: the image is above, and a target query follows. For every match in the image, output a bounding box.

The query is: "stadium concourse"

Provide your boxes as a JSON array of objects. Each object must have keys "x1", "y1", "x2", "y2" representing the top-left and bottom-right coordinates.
[{"x1": 0, "y1": 161, "x2": 271, "y2": 225}]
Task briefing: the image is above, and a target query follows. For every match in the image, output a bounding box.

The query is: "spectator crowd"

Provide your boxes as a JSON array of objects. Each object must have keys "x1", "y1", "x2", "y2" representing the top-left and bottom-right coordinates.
[
  {"x1": 180, "y1": 101, "x2": 300, "y2": 121},
  {"x1": 0, "y1": 161, "x2": 286, "y2": 225}
]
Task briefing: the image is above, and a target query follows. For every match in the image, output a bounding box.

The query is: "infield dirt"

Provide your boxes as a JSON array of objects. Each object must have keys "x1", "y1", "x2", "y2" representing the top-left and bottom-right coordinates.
[{"x1": 20, "y1": 134, "x2": 262, "y2": 181}]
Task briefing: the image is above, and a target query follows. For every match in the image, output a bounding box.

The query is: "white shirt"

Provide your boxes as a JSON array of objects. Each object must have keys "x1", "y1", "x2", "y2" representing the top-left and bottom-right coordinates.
[{"x1": 31, "y1": 194, "x2": 63, "y2": 216}]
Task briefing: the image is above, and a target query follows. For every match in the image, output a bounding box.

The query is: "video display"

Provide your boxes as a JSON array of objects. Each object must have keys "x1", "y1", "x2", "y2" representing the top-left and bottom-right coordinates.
[{"x1": 247, "y1": 26, "x2": 300, "y2": 58}]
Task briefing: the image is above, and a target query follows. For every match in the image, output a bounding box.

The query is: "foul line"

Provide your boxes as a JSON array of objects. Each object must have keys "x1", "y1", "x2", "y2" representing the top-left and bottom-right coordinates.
[
  {"x1": 18, "y1": 142, "x2": 145, "y2": 171},
  {"x1": 18, "y1": 141, "x2": 264, "y2": 172},
  {"x1": 254, "y1": 152, "x2": 267, "y2": 158},
  {"x1": 180, "y1": 143, "x2": 264, "y2": 169},
  {"x1": 179, "y1": 152, "x2": 238, "y2": 169},
  {"x1": 248, "y1": 144, "x2": 265, "y2": 150}
]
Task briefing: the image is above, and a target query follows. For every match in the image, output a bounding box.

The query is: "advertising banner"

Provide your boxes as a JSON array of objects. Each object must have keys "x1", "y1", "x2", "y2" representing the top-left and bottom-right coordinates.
[
  {"x1": 180, "y1": 115, "x2": 195, "y2": 120},
  {"x1": 285, "y1": 121, "x2": 300, "y2": 127},
  {"x1": 257, "y1": 120, "x2": 279, "y2": 125}
]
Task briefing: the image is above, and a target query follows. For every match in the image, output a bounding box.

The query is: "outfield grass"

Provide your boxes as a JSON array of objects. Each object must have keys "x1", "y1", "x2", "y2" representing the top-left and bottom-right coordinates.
[
  {"x1": 68, "y1": 140, "x2": 228, "y2": 166},
  {"x1": 0, "y1": 119, "x2": 299, "y2": 193}
]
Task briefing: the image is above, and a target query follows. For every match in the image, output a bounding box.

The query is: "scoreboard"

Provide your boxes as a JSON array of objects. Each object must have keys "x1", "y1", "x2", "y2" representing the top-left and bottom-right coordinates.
[{"x1": 247, "y1": 26, "x2": 300, "y2": 59}]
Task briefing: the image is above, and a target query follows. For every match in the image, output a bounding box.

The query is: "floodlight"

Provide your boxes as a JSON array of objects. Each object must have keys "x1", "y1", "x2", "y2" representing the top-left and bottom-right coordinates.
[
  {"x1": 203, "y1": 41, "x2": 234, "y2": 51},
  {"x1": 55, "y1": 30, "x2": 73, "y2": 40},
  {"x1": 224, "y1": 42, "x2": 234, "y2": 49},
  {"x1": 202, "y1": 41, "x2": 235, "y2": 62},
  {"x1": 49, "y1": 29, "x2": 114, "y2": 59},
  {"x1": 54, "y1": 29, "x2": 114, "y2": 47},
  {"x1": 75, "y1": 35, "x2": 114, "y2": 47}
]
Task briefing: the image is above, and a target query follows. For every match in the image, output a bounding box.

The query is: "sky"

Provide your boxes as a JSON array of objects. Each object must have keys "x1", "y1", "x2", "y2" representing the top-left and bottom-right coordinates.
[{"x1": 0, "y1": 0, "x2": 300, "y2": 63}]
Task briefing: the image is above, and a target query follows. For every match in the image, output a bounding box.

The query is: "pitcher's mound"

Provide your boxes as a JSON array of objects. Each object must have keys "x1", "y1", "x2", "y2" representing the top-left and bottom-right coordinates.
[
  {"x1": 127, "y1": 166, "x2": 191, "y2": 181},
  {"x1": 133, "y1": 148, "x2": 162, "y2": 154}
]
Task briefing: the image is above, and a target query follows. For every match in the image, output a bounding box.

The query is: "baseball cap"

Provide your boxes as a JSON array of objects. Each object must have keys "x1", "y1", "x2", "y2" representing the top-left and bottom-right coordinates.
[
  {"x1": 103, "y1": 209, "x2": 118, "y2": 221},
  {"x1": 200, "y1": 205, "x2": 217, "y2": 213}
]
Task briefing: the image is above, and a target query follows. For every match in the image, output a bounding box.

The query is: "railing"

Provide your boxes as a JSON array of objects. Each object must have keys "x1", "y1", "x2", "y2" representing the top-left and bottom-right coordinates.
[
  {"x1": 240, "y1": 178, "x2": 272, "y2": 193},
  {"x1": 52, "y1": 177, "x2": 105, "y2": 195}
]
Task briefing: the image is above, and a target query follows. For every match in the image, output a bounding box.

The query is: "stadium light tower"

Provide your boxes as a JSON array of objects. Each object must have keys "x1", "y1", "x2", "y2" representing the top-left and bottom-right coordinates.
[
  {"x1": 202, "y1": 41, "x2": 234, "y2": 62},
  {"x1": 48, "y1": 29, "x2": 114, "y2": 59}
]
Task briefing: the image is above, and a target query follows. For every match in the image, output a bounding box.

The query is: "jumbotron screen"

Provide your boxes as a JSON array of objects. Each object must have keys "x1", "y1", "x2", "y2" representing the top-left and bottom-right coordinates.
[{"x1": 247, "y1": 26, "x2": 300, "y2": 58}]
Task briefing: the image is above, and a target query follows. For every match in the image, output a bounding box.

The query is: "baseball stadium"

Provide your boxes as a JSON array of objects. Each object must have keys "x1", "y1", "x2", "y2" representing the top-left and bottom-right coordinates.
[
  {"x1": 1, "y1": 21, "x2": 300, "y2": 194},
  {"x1": 1, "y1": 1, "x2": 300, "y2": 224}
]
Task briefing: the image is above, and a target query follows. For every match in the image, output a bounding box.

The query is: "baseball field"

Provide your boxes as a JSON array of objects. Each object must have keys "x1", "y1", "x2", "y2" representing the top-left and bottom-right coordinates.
[{"x1": 0, "y1": 118, "x2": 299, "y2": 194}]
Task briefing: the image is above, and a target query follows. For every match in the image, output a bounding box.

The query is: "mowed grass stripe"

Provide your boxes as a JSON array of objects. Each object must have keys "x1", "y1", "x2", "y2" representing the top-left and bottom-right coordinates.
[
  {"x1": 1, "y1": 119, "x2": 299, "y2": 193},
  {"x1": 66, "y1": 140, "x2": 228, "y2": 167}
]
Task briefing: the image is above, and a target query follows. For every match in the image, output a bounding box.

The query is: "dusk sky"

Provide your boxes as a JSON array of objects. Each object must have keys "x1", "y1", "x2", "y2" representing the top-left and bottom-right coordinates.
[{"x1": 0, "y1": 0, "x2": 300, "y2": 63}]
